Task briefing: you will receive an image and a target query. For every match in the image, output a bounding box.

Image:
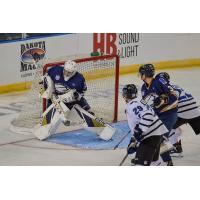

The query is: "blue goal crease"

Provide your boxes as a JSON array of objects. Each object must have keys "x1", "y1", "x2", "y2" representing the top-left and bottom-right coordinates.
[{"x1": 47, "y1": 120, "x2": 131, "y2": 150}]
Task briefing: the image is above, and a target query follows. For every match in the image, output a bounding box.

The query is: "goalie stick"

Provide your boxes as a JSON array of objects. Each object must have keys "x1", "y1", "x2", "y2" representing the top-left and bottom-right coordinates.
[
  {"x1": 74, "y1": 104, "x2": 109, "y2": 126},
  {"x1": 73, "y1": 104, "x2": 116, "y2": 141}
]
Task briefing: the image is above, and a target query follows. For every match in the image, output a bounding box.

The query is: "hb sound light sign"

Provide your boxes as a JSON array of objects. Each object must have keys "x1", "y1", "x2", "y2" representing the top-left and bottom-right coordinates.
[
  {"x1": 93, "y1": 33, "x2": 140, "y2": 59},
  {"x1": 20, "y1": 41, "x2": 46, "y2": 78}
]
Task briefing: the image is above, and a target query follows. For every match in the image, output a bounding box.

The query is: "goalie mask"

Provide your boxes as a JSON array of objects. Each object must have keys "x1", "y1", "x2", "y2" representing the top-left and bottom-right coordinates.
[
  {"x1": 122, "y1": 84, "x2": 138, "y2": 101},
  {"x1": 63, "y1": 60, "x2": 77, "y2": 81}
]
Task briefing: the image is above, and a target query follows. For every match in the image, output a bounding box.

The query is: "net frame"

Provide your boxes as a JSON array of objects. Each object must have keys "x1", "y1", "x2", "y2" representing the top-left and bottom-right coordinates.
[{"x1": 43, "y1": 54, "x2": 119, "y2": 122}]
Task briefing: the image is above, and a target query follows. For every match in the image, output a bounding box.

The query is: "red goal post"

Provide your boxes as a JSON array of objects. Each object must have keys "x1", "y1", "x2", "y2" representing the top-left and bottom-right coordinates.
[{"x1": 43, "y1": 54, "x2": 120, "y2": 122}]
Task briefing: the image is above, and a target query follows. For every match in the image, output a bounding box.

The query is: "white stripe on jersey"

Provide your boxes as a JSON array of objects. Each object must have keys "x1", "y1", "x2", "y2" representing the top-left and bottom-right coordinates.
[
  {"x1": 172, "y1": 85, "x2": 200, "y2": 119},
  {"x1": 125, "y1": 97, "x2": 169, "y2": 141}
]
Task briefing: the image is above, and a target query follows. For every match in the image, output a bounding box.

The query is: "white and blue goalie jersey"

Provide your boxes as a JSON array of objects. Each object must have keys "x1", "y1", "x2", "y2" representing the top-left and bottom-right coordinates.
[
  {"x1": 125, "y1": 97, "x2": 169, "y2": 141},
  {"x1": 47, "y1": 66, "x2": 87, "y2": 96}
]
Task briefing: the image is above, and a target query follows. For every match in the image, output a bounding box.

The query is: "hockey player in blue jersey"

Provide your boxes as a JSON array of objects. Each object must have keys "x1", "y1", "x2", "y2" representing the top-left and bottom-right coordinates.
[
  {"x1": 43, "y1": 60, "x2": 93, "y2": 125},
  {"x1": 138, "y1": 64, "x2": 178, "y2": 165},
  {"x1": 155, "y1": 72, "x2": 200, "y2": 156},
  {"x1": 33, "y1": 60, "x2": 109, "y2": 140}
]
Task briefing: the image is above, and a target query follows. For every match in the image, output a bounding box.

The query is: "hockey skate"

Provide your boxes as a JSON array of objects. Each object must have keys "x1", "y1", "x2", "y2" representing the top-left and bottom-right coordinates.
[
  {"x1": 166, "y1": 159, "x2": 174, "y2": 166},
  {"x1": 170, "y1": 140, "x2": 183, "y2": 158},
  {"x1": 131, "y1": 158, "x2": 135, "y2": 166}
]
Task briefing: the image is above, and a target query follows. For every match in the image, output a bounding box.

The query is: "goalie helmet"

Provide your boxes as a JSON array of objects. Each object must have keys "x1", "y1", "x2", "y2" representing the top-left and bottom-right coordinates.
[
  {"x1": 155, "y1": 72, "x2": 170, "y2": 84},
  {"x1": 63, "y1": 60, "x2": 77, "y2": 81},
  {"x1": 139, "y1": 64, "x2": 155, "y2": 77},
  {"x1": 122, "y1": 84, "x2": 138, "y2": 100},
  {"x1": 64, "y1": 60, "x2": 77, "y2": 72}
]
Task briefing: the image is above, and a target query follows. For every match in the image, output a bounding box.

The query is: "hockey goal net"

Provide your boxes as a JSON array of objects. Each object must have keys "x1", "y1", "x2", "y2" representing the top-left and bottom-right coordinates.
[{"x1": 10, "y1": 54, "x2": 120, "y2": 134}]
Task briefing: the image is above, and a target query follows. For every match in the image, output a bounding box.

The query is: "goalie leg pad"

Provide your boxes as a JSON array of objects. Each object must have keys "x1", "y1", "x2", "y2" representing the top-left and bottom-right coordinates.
[
  {"x1": 98, "y1": 125, "x2": 116, "y2": 141},
  {"x1": 34, "y1": 103, "x2": 71, "y2": 140},
  {"x1": 33, "y1": 111, "x2": 62, "y2": 140}
]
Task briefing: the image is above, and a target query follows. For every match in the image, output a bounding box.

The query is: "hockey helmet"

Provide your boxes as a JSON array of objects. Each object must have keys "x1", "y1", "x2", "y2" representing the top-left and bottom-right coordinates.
[
  {"x1": 122, "y1": 84, "x2": 138, "y2": 100},
  {"x1": 155, "y1": 72, "x2": 170, "y2": 83},
  {"x1": 63, "y1": 60, "x2": 77, "y2": 80},
  {"x1": 64, "y1": 60, "x2": 77, "y2": 73},
  {"x1": 138, "y1": 64, "x2": 155, "y2": 77}
]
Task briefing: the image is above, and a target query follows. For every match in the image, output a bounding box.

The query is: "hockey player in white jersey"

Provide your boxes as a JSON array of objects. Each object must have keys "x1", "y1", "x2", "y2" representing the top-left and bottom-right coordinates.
[
  {"x1": 155, "y1": 72, "x2": 200, "y2": 155},
  {"x1": 122, "y1": 84, "x2": 169, "y2": 166}
]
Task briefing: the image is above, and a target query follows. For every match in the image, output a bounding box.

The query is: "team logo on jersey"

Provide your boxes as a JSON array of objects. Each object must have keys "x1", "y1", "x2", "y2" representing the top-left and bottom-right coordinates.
[
  {"x1": 55, "y1": 75, "x2": 60, "y2": 80},
  {"x1": 20, "y1": 41, "x2": 46, "y2": 73},
  {"x1": 159, "y1": 78, "x2": 167, "y2": 85}
]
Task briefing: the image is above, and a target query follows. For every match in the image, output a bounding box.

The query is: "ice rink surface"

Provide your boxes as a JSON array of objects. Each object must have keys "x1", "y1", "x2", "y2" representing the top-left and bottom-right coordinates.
[{"x1": 0, "y1": 67, "x2": 200, "y2": 166}]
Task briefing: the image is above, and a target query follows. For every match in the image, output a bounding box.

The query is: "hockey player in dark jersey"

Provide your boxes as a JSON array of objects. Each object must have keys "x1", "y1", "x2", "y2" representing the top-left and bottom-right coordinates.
[
  {"x1": 138, "y1": 64, "x2": 178, "y2": 165},
  {"x1": 33, "y1": 60, "x2": 112, "y2": 140},
  {"x1": 155, "y1": 72, "x2": 200, "y2": 156},
  {"x1": 44, "y1": 60, "x2": 92, "y2": 125},
  {"x1": 123, "y1": 84, "x2": 168, "y2": 166}
]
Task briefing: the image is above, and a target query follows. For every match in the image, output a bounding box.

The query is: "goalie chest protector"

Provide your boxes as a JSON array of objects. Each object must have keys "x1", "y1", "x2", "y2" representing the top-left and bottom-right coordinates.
[{"x1": 47, "y1": 66, "x2": 87, "y2": 95}]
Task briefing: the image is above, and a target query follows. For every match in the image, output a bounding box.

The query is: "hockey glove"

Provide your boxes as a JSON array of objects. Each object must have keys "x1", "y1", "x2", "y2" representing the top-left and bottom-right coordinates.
[
  {"x1": 154, "y1": 94, "x2": 169, "y2": 108},
  {"x1": 127, "y1": 137, "x2": 137, "y2": 154},
  {"x1": 134, "y1": 124, "x2": 143, "y2": 141}
]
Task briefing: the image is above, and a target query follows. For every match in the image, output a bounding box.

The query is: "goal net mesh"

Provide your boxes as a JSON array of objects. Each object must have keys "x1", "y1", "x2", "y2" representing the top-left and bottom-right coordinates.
[{"x1": 10, "y1": 54, "x2": 119, "y2": 134}]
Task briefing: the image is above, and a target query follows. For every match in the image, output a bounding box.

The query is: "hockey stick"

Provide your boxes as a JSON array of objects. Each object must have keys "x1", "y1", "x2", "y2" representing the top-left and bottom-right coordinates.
[
  {"x1": 114, "y1": 130, "x2": 131, "y2": 150},
  {"x1": 74, "y1": 104, "x2": 111, "y2": 127},
  {"x1": 119, "y1": 153, "x2": 129, "y2": 166}
]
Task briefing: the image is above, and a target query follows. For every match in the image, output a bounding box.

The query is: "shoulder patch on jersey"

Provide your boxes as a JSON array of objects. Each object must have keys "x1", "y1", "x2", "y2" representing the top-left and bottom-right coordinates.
[
  {"x1": 158, "y1": 78, "x2": 167, "y2": 85},
  {"x1": 55, "y1": 75, "x2": 60, "y2": 80}
]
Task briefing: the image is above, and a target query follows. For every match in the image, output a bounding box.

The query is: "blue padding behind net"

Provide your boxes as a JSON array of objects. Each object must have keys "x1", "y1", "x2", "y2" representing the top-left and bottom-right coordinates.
[{"x1": 47, "y1": 121, "x2": 131, "y2": 150}]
